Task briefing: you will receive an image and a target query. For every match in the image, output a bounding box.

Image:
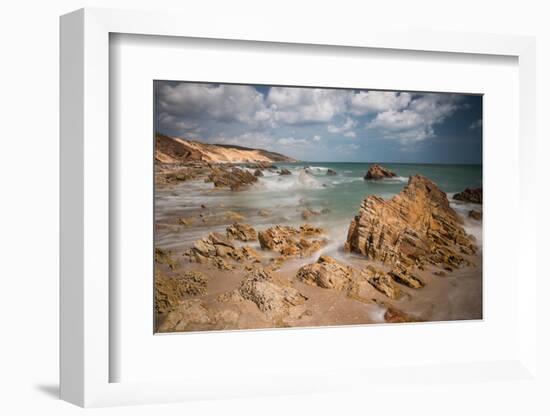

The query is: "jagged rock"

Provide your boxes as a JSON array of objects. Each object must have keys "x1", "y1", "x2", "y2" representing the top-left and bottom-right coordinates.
[
  {"x1": 258, "y1": 225, "x2": 326, "y2": 257},
  {"x1": 388, "y1": 263, "x2": 425, "y2": 289},
  {"x1": 345, "y1": 175, "x2": 476, "y2": 271},
  {"x1": 453, "y1": 187, "x2": 482, "y2": 204},
  {"x1": 157, "y1": 299, "x2": 212, "y2": 332},
  {"x1": 468, "y1": 209, "x2": 482, "y2": 220},
  {"x1": 362, "y1": 267, "x2": 404, "y2": 300},
  {"x1": 155, "y1": 247, "x2": 179, "y2": 270},
  {"x1": 178, "y1": 217, "x2": 195, "y2": 226},
  {"x1": 254, "y1": 169, "x2": 264, "y2": 177},
  {"x1": 279, "y1": 168, "x2": 292, "y2": 175},
  {"x1": 207, "y1": 166, "x2": 258, "y2": 190},
  {"x1": 326, "y1": 169, "x2": 337, "y2": 176},
  {"x1": 226, "y1": 223, "x2": 257, "y2": 241},
  {"x1": 364, "y1": 164, "x2": 397, "y2": 180},
  {"x1": 221, "y1": 268, "x2": 307, "y2": 319},
  {"x1": 258, "y1": 209, "x2": 271, "y2": 217},
  {"x1": 384, "y1": 307, "x2": 418, "y2": 323},
  {"x1": 186, "y1": 232, "x2": 261, "y2": 268},
  {"x1": 154, "y1": 271, "x2": 208, "y2": 314},
  {"x1": 301, "y1": 208, "x2": 320, "y2": 220},
  {"x1": 296, "y1": 255, "x2": 354, "y2": 290}
]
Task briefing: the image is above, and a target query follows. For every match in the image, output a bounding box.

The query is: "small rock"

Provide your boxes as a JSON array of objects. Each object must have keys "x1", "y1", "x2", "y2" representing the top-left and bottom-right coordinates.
[
  {"x1": 279, "y1": 168, "x2": 292, "y2": 175},
  {"x1": 364, "y1": 164, "x2": 397, "y2": 180},
  {"x1": 326, "y1": 168, "x2": 337, "y2": 176},
  {"x1": 453, "y1": 187, "x2": 482, "y2": 204},
  {"x1": 468, "y1": 209, "x2": 482, "y2": 220}
]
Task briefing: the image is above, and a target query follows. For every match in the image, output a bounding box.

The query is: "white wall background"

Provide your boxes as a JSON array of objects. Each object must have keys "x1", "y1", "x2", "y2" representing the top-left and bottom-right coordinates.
[{"x1": 0, "y1": 0, "x2": 548, "y2": 414}]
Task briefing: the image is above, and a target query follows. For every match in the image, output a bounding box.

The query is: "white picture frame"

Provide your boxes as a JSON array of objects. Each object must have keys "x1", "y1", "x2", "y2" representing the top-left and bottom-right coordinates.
[{"x1": 60, "y1": 7, "x2": 538, "y2": 407}]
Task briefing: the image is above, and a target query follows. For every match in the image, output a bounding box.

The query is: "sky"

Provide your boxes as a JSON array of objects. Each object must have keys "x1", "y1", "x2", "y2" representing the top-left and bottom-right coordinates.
[{"x1": 155, "y1": 81, "x2": 482, "y2": 164}]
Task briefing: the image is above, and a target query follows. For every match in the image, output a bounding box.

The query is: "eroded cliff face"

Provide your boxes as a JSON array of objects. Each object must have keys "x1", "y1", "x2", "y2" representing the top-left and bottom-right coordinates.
[{"x1": 345, "y1": 175, "x2": 476, "y2": 271}]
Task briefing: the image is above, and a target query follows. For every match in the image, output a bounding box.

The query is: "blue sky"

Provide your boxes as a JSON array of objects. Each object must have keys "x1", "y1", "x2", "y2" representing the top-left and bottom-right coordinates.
[{"x1": 155, "y1": 81, "x2": 482, "y2": 164}]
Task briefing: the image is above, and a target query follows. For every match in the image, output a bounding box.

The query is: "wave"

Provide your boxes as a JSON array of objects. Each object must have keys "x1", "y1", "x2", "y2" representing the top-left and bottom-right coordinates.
[{"x1": 255, "y1": 170, "x2": 324, "y2": 191}]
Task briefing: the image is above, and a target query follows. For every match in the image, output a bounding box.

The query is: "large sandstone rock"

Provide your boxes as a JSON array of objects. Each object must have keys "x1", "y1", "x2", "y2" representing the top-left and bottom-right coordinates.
[
  {"x1": 258, "y1": 225, "x2": 326, "y2": 257},
  {"x1": 453, "y1": 187, "x2": 482, "y2": 204},
  {"x1": 154, "y1": 271, "x2": 208, "y2": 314},
  {"x1": 207, "y1": 166, "x2": 258, "y2": 190},
  {"x1": 296, "y1": 255, "x2": 354, "y2": 291},
  {"x1": 361, "y1": 266, "x2": 404, "y2": 300},
  {"x1": 226, "y1": 222, "x2": 257, "y2": 241},
  {"x1": 364, "y1": 164, "x2": 397, "y2": 180},
  {"x1": 345, "y1": 175, "x2": 476, "y2": 271}
]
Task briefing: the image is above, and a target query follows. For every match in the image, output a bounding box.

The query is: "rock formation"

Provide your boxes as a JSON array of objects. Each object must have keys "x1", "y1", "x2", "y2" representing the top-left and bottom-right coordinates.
[
  {"x1": 345, "y1": 175, "x2": 476, "y2": 272},
  {"x1": 219, "y1": 268, "x2": 307, "y2": 320},
  {"x1": 364, "y1": 164, "x2": 397, "y2": 180},
  {"x1": 453, "y1": 187, "x2": 482, "y2": 204},
  {"x1": 279, "y1": 168, "x2": 292, "y2": 175},
  {"x1": 296, "y1": 255, "x2": 355, "y2": 291},
  {"x1": 361, "y1": 266, "x2": 404, "y2": 300},
  {"x1": 226, "y1": 223, "x2": 257, "y2": 241},
  {"x1": 468, "y1": 209, "x2": 482, "y2": 220},
  {"x1": 207, "y1": 166, "x2": 258, "y2": 190},
  {"x1": 185, "y1": 232, "x2": 261, "y2": 269},
  {"x1": 154, "y1": 271, "x2": 208, "y2": 314},
  {"x1": 258, "y1": 225, "x2": 326, "y2": 257},
  {"x1": 326, "y1": 168, "x2": 337, "y2": 176}
]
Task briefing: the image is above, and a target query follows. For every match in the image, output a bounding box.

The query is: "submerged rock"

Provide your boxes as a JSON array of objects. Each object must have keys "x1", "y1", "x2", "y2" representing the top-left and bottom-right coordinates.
[
  {"x1": 468, "y1": 209, "x2": 482, "y2": 220},
  {"x1": 364, "y1": 164, "x2": 397, "y2": 180},
  {"x1": 453, "y1": 187, "x2": 482, "y2": 204},
  {"x1": 301, "y1": 208, "x2": 320, "y2": 220},
  {"x1": 345, "y1": 175, "x2": 476, "y2": 272},
  {"x1": 296, "y1": 255, "x2": 355, "y2": 291},
  {"x1": 226, "y1": 222, "x2": 257, "y2": 241}
]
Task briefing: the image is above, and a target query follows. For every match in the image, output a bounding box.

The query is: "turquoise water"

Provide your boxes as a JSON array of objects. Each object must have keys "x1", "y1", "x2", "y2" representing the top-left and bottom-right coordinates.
[{"x1": 156, "y1": 162, "x2": 482, "y2": 251}]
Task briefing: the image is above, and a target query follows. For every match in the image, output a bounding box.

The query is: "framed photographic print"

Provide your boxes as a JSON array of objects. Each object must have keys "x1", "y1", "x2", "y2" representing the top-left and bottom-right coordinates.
[
  {"x1": 60, "y1": 7, "x2": 538, "y2": 408},
  {"x1": 152, "y1": 81, "x2": 483, "y2": 334}
]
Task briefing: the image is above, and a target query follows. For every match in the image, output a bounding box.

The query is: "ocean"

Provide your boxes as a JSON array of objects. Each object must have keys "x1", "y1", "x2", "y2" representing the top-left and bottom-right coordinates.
[{"x1": 155, "y1": 162, "x2": 483, "y2": 255}]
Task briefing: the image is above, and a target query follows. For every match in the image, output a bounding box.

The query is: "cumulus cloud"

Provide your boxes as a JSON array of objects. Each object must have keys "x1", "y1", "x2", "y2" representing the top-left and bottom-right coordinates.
[
  {"x1": 350, "y1": 91, "x2": 411, "y2": 115},
  {"x1": 327, "y1": 117, "x2": 357, "y2": 137},
  {"x1": 366, "y1": 93, "x2": 462, "y2": 143},
  {"x1": 266, "y1": 87, "x2": 350, "y2": 125}
]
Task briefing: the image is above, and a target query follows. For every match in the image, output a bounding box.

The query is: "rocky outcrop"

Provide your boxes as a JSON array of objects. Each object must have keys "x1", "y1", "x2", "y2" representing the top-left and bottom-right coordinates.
[
  {"x1": 226, "y1": 223, "x2": 257, "y2": 241},
  {"x1": 155, "y1": 247, "x2": 179, "y2": 270},
  {"x1": 453, "y1": 187, "x2": 482, "y2": 204},
  {"x1": 207, "y1": 166, "x2": 258, "y2": 190},
  {"x1": 364, "y1": 164, "x2": 397, "y2": 180},
  {"x1": 296, "y1": 255, "x2": 354, "y2": 291},
  {"x1": 185, "y1": 232, "x2": 261, "y2": 269},
  {"x1": 326, "y1": 169, "x2": 337, "y2": 176},
  {"x1": 258, "y1": 225, "x2": 326, "y2": 257},
  {"x1": 345, "y1": 175, "x2": 476, "y2": 272},
  {"x1": 388, "y1": 263, "x2": 425, "y2": 289},
  {"x1": 220, "y1": 268, "x2": 307, "y2": 320},
  {"x1": 253, "y1": 169, "x2": 263, "y2": 177},
  {"x1": 384, "y1": 307, "x2": 418, "y2": 323},
  {"x1": 468, "y1": 210, "x2": 482, "y2": 220},
  {"x1": 154, "y1": 271, "x2": 208, "y2": 314},
  {"x1": 157, "y1": 299, "x2": 240, "y2": 332},
  {"x1": 155, "y1": 134, "x2": 297, "y2": 165},
  {"x1": 361, "y1": 266, "x2": 404, "y2": 300},
  {"x1": 279, "y1": 168, "x2": 292, "y2": 175}
]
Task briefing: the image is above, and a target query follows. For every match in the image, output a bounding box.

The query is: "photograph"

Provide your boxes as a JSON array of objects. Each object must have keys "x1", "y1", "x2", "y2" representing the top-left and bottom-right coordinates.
[{"x1": 153, "y1": 81, "x2": 483, "y2": 333}]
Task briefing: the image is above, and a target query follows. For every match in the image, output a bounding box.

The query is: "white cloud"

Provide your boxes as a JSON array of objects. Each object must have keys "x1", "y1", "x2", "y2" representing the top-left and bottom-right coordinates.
[
  {"x1": 313, "y1": 135, "x2": 322, "y2": 142},
  {"x1": 327, "y1": 117, "x2": 357, "y2": 138},
  {"x1": 469, "y1": 119, "x2": 482, "y2": 130},
  {"x1": 158, "y1": 83, "x2": 268, "y2": 125},
  {"x1": 366, "y1": 93, "x2": 462, "y2": 143},
  {"x1": 267, "y1": 87, "x2": 350, "y2": 125},
  {"x1": 350, "y1": 91, "x2": 411, "y2": 115}
]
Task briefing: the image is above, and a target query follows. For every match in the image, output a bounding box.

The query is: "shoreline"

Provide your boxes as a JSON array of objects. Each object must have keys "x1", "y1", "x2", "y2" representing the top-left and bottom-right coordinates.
[{"x1": 154, "y1": 162, "x2": 483, "y2": 333}]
